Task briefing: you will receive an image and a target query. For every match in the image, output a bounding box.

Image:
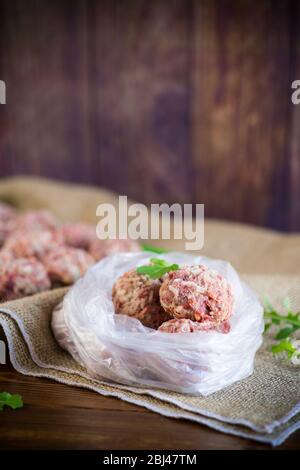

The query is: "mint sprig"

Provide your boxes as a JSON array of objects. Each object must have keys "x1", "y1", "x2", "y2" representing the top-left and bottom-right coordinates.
[
  {"x1": 0, "y1": 392, "x2": 23, "y2": 411},
  {"x1": 264, "y1": 297, "x2": 300, "y2": 363},
  {"x1": 137, "y1": 258, "x2": 179, "y2": 279}
]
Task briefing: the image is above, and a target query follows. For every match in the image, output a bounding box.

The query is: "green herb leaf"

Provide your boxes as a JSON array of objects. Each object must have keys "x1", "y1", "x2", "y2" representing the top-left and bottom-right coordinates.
[
  {"x1": 264, "y1": 322, "x2": 271, "y2": 333},
  {"x1": 149, "y1": 258, "x2": 167, "y2": 266},
  {"x1": 142, "y1": 244, "x2": 168, "y2": 254},
  {"x1": 137, "y1": 258, "x2": 179, "y2": 279},
  {"x1": 264, "y1": 308, "x2": 300, "y2": 329},
  {"x1": 275, "y1": 326, "x2": 294, "y2": 340},
  {"x1": 0, "y1": 392, "x2": 23, "y2": 411},
  {"x1": 271, "y1": 340, "x2": 296, "y2": 355},
  {"x1": 287, "y1": 312, "x2": 300, "y2": 322},
  {"x1": 264, "y1": 297, "x2": 300, "y2": 364}
]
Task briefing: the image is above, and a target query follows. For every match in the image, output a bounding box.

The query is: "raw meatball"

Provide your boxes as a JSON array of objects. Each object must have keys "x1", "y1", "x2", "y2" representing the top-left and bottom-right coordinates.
[
  {"x1": 0, "y1": 202, "x2": 17, "y2": 246},
  {"x1": 58, "y1": 223, "x2": 96, "y2": 250},
  {"x1": 112, "y1": 269, "x2": 171, "y2": 329},
  {"x1": 0, "y1": 257, "x2": 51, "y2": 301},
  {"x1": 159, "y1": 265, "x2": 233, "y2": 328},
  {"x1": 43, "y1": 246, "x2": 94, "y2": 285},
  {"x1": 0, "y1": 221, "x2": 12, "y2": 247},
  {"x1": 0, "y1": 202, "x2": 17, "y2": 223},
  {"x1": 0, "y1": 249, "x2": 14, "y2": 276},
  {"x1": 89, "y1": 238, "x2": 140, "y2": 262},
  {"x1": 3, "y1": 229, "x2": 64, "y2": 259},
  {"x1": 12, "y1": 209, "x2": 60, "y2": 232},
  {"x1": 158, "y1": 318, "x2": 230, "y2": 334}
]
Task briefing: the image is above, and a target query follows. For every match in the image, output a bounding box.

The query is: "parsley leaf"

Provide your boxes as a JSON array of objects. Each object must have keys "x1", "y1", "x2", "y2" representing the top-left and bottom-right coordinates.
[
  {"x1": 271, "y1": 340, "x2": 296, "y2": 358},
  {"x1": 142, "y1": 244, "x2": 168, "y2": 254},
  {"x1": 275, "y1": 326, "x2": 296, "y2": 340},
  {"x1": 0, "y1": 392, "x2": 23, "y2": 411},
  {"x1": 264, "y1": 322, "x2": 271, "y2": 333},
  {"x1": 264, "y1": 300, "x2": 300, "y2": 329},
  {"x1": 137, "y1": 258, "x2": 179, "y2": 279},
  {"x1": 264, "y1": 297, "x2": 300, "y2": 363}
]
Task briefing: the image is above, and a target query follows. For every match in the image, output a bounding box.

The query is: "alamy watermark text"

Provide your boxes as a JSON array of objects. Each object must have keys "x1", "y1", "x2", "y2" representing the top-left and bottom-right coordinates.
[
  {"x1": 291, "y1": 80, "x2": 300, "y2": 105},
  {"x1": 96, "y1": 196, "x2": 204, "y2": 251},
  {"x1": 0, "y1": 80, "x2": 6, "y2": 104}
]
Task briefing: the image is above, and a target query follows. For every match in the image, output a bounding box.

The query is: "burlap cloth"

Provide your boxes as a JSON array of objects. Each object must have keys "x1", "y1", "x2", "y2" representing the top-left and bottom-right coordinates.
[{"x1": 0, "y1": 176, "x2": 300, "y2": 446}]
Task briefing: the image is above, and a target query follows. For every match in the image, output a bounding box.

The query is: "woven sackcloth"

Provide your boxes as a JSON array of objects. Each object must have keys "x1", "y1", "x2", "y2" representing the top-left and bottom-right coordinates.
[{"x1": 0, "y1": 176, "x2": 300, "y2": 446}]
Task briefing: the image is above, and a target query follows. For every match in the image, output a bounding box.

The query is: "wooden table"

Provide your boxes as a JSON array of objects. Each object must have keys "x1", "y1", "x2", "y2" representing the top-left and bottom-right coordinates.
[{"x1": 0, "y1": 360, "x2": 299, "y2": 450}]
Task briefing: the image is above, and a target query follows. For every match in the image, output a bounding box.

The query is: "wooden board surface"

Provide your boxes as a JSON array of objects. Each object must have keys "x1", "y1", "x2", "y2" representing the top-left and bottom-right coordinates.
[
  {"x1": 0, "y1": 361, "x2": 299, "y2": 450},
  {"x1": 289, "y1": 0, "x2": 300, "y2": 231},
  {"x1": 192, "y1": 0, "x2": 292, "y2": 229},
  {"x1": 0, "y1": 0, "x2": 88, "y2": 179},
  {"x1": 0, "y1": 0, "x2": 299, "y2": 230}
]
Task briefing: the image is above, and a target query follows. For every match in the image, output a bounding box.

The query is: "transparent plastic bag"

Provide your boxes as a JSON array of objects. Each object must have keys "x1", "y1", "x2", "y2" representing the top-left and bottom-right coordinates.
[{"x1": 52, "y1": 252, "x2": 264, "y2": 395}]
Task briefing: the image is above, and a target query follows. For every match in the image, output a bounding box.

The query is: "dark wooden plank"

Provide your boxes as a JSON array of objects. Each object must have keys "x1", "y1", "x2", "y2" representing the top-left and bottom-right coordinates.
[
  {"x1": 0, "y1": 0, "x2": 91, "y2": 182},
  {"x1": 90, "y1": 0, "x2": 193, "y2": 205},
  {"x1": 0, "y1": 0, "x2": 299, "y2": 230},
  {"x1": 289, "y1": 0, "x2": 300, "y2": 231},
  {"x1": 192, "y1": 0, "x2": 292, "y2": 229},
  {"x1": 3, "y1": 363, "x2": 299, "y2": 450}
]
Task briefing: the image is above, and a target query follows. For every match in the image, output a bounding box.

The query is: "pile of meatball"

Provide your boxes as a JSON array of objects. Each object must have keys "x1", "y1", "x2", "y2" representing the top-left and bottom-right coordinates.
[
  {"x1": 0, "y1": 202, "x2": 139, "y2": 301},
  {"x1": 112, "y1": 264, "x2": 234, "y2": 334}
]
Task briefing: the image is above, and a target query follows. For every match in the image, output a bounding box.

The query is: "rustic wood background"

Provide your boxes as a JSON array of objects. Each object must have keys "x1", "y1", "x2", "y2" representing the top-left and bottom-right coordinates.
[{"x1": 0, "y1": 0, "x2": 299, "y2": 231}]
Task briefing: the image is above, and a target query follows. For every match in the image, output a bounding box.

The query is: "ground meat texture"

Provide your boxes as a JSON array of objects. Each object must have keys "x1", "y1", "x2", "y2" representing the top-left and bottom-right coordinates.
[
  {"x1": 43, "y1": 246, "x2": 94, "y2": 285},
  {"x1": 12, "y1": 210, "x2": 60, "y2": 232},
  {"x1": 0, "y1": 221, "x2": 12, "y2": 247},
  {"x1": 58, "y1": 223, "x2": 96, "y2": 250},
  {"x1": 0, "y1": 257, "x2": 51, "y2": 301},
  {"x1": 0, "y1": 203, "x2": 17, "y2": 246},
  {"x1": 158, "y1": 318, "x2": 205, "y2": 333},
  {"x1": 158, "y1": 318, "x2": 230, "y2": 334},
  {"x1": 3, "y1": 229, "x2": 64, "y2": 260},
  {"x1": 159, "y1": 265, "x2": 234, "y2": 327},
  {"x1": 112, "y1": 269, "x2": 171, "y2": 329},
  {"x1": 0, "y1": 202, "x2": 16, "y2": 222},
  {"x1": 0, "y1": 250, "x2": 14, "y2": 276},
  {"x1": 89, "y1": 238, "x2": 140, "y2": 261}
]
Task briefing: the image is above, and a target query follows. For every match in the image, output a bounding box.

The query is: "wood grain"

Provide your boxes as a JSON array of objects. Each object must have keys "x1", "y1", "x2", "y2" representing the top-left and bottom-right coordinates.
[
  {"x1": 0, "y1": 0, "x2": 90, "y2": 181},
  {"x1": 289, "y1": 0, "x2": 300, "y2": 231},
  {"x1": 192, "y1": 0, "x2": 291, "y2": 229},
  {"x1": 1, "y1": 362, "x2": 299, "y2": 450},
  {"x1": 90, "y1": 0, "x2": 193, "y2": 205},
  {"x1": 0, "y1": 0, "x2": 299, "y2": 229}
]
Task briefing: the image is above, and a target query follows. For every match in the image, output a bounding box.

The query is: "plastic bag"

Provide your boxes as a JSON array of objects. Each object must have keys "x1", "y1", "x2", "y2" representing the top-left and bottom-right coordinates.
[{"x1": 52, "y1": 252, "x2": 264, "y2": 395}]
